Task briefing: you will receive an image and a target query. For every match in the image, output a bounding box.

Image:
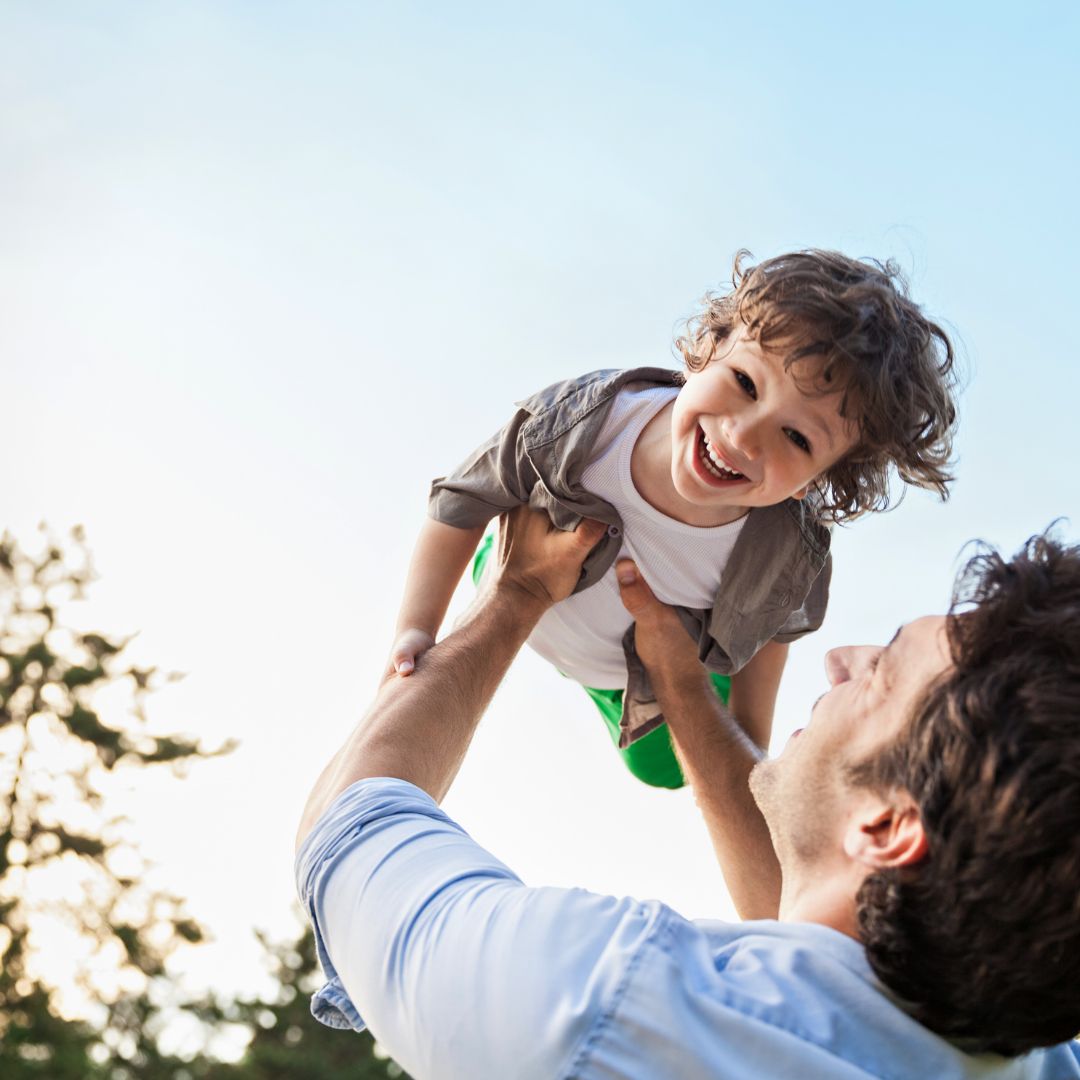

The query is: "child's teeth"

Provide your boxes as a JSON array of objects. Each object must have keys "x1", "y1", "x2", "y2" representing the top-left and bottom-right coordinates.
[{"x1": 704, "y1": 439, "x2": 741, "y2": 477}]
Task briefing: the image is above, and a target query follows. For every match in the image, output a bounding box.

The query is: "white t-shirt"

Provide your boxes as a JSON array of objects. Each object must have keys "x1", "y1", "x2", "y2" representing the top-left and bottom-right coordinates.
[{"x1": 520, "y1": 385, "x2": 745, "y2": 689}]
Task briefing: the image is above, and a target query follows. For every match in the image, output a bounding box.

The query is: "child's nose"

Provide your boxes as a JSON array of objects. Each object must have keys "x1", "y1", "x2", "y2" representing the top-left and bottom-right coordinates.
[{"x1": 724, "y1": 414, "x2": 761, "y2": 459}]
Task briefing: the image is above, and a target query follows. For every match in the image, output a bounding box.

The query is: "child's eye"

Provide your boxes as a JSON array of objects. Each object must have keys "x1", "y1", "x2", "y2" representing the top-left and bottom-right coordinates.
[
  {"x1": 734, "y1": 370, "x2": 757, "y2": 399},
  {"x1": 785, "y1": 428, "x2": 811, "y2": 454}
]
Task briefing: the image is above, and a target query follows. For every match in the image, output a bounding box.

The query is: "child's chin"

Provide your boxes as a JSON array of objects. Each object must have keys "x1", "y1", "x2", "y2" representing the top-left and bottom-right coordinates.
[
  {"x1": 686, "y1": 488, "x2": 736, "y2": 511},
  {"x1": 674, "y1": 477, "x2": 712, "y2": 503}
]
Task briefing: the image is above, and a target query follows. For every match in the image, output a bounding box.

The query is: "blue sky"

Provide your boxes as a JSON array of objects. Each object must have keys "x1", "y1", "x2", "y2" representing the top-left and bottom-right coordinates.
[{"x1": 3, "y1": 1, "x2": 1078, "y2": 1018}]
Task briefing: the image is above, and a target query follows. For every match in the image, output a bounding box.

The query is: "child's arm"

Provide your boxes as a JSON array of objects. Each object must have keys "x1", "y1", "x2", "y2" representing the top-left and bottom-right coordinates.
[
  {"x1": 388, "y1": 518, "x2": 488, "y2": 677},
  {"x1": 726, "y1": 639, "x2": 789, "y2": 752}
]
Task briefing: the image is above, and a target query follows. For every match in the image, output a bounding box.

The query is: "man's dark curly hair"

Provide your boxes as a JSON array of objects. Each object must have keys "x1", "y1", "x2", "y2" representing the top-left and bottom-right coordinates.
[
  {"x1": 675, "y1": 249, "x2": 959, "y2": 523},
  {"x1": 848, "y1": 530, "x2": 1080, "y2": 1056}
]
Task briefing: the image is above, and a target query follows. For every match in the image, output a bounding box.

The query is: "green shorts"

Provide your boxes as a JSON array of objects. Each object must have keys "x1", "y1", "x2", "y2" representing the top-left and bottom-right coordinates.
[{"x1": 472, "y1": 532, "x2": 731, "y2": 790}]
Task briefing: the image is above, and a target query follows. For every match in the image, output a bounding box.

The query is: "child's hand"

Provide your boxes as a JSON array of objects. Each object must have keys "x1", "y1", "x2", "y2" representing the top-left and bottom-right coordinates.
[{"x1": 387, "y1": 627, "x2": 437, "y2": 677}]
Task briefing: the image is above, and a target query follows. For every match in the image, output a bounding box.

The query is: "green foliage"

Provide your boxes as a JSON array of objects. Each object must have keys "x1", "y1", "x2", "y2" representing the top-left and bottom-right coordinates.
[
  {"x1": 0, "y1": 526, "x2": 220, "y2": 1075},
  {"x1": 200, "y1": 923, "x2": 409, "y2": 1080},
  {"x1": 0, "y1": 526, "x2": 408, "y2": 1077},
  {"x1": 0, "y1": 979, "x2": 106, "y2": 1080}
]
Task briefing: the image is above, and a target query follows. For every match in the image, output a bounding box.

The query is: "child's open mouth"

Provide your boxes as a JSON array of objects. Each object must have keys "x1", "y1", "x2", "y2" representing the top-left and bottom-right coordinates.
[{"x1": 697, "y1": 427, "x2": 746, "y2": 483}]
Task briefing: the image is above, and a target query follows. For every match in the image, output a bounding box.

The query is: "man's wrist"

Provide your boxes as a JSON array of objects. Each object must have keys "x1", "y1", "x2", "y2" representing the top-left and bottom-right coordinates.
[
  {"x1": 638, "y1": 638, "x2": 710, "y2": 699},
  {"x1": 489, "y1": 577, "x2": 552, "y2": 626}
]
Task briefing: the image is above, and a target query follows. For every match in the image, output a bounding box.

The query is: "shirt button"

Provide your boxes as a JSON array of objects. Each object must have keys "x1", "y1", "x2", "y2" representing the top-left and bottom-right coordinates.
[{"x1": 607, "y1": 525, "x2": 621, "y2": 538}]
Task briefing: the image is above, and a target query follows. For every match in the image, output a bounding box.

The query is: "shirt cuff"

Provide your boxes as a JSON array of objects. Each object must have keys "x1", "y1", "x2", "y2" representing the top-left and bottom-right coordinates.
[{"x1": 294, "y1": 777, "x2": 457, "y2": 1032}]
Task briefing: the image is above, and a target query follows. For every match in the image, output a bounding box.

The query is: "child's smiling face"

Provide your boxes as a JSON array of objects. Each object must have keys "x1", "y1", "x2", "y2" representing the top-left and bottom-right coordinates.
[{"x1": 669, "y1": 324, "x2": 859, "y2": 518}]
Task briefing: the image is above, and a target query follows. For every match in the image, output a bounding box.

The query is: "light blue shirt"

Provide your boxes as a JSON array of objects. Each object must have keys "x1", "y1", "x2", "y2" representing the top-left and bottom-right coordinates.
[{"x1": 296, "y1": 778, "x2": 1079, "y2": 1080}]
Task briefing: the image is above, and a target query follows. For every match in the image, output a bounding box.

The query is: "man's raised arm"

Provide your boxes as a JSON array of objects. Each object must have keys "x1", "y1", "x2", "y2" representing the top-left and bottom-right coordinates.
[
  {"x1": 296, "y1": 509, "x2": 605, "y2": 850},
  {"x1": 617, "y1": 559, "x2": 782, "y2": 919}
]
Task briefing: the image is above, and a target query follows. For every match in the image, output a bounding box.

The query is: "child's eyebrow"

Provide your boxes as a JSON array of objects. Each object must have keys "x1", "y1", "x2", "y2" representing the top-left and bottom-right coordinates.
[{"x1": 802, "y1": 411, "x2": 837, "y2": 452}]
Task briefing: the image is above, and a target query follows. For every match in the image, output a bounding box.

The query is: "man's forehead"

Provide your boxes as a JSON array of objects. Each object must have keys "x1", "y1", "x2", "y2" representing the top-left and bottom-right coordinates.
[
  {"x1": 880, "y1": 617, "x2": 952, "y2": 687},
  {"x1": 874, "y1": 625, "x2": 904, "y2": 690}
]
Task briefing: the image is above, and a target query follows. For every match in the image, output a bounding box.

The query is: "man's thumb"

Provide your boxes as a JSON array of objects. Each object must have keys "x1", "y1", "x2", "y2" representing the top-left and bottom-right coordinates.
[{"x1": 616, "y1": 559, "x2": 656, "y2": 617}]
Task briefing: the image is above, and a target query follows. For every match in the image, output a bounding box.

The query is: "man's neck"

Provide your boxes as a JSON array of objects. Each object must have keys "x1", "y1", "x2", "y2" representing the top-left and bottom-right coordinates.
[{"x1": 777, "y1": 862, "x2": 863, "y2": 939}]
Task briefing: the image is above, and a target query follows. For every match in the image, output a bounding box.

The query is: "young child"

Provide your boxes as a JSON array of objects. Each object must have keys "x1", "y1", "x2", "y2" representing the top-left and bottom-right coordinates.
[{"x1": 387, "y1": 250, "x2": 958, "y2": 789}]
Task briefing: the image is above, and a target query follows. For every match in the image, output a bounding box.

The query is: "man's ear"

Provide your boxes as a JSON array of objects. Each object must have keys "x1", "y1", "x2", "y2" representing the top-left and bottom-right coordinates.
[{"x1": 842, "y1": 795, "x2": 928, "y2": 869}]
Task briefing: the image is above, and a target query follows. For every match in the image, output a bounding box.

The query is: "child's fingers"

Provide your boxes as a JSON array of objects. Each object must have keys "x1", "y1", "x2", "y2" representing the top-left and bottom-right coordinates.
[
  {"x1": 391, "y1": 629, "x2": 435, "y2": 676},
  {"x1": 391, "y1": 644, "x2": 416, "y2": 676}
]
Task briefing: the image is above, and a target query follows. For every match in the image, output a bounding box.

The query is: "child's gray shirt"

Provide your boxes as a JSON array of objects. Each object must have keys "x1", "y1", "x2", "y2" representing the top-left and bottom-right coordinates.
[{"x1": 429, "y1": 367, "x2": 832, "y2": 745}]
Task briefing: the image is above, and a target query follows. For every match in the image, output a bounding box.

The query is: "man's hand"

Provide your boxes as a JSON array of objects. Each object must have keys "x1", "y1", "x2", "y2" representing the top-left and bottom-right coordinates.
[
  {"x1": 493, "y1": 506, "x2": 607, "y2": 609},
  {"x1": 615, "y1": 557, "x2": 782, "y2": 920},
  {"x1": 297, "y1": 507, "x2": 606, "y2": 848},
  {"x1": 617, "y1": 557, "x2": 784, "y2": 751},
  {"x1": 615, "y1": 558, "x2": 702, "y2": 684}
]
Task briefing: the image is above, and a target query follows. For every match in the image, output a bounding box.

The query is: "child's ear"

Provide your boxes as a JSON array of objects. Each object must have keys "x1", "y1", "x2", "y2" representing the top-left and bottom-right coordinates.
[{"x1": 794, "y1": 468, "x2": 831, "y2": 500}]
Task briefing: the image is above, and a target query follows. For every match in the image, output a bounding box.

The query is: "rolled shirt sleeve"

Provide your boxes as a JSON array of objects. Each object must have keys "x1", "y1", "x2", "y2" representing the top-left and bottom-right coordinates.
[
  {"x1": 295, "y1": 778, "x2": 666, "y2": 1080},
  {"x1": 296, "y1": 780, "x2": 1080, "y2": 1079}
]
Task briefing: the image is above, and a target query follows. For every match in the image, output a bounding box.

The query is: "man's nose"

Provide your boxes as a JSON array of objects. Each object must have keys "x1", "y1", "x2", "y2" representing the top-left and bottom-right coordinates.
[{"x1": 825, "y1": 645, "x2": 881, "y2": 685}]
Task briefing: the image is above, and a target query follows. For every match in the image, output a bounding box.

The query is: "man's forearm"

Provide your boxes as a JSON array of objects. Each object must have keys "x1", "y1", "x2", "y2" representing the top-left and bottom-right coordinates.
[
  {"x1": 296, "y1": 509, "x2": 603, "y2": 850},
  {"x1": 653, "y1": 667, "x2": 782, "y2": 920},
  {"x1": 297, "y1": 583, "x2": 545, "y2": 848}
]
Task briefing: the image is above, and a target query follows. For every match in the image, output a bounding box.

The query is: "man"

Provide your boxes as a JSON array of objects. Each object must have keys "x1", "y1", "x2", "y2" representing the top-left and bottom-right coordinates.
[{"x1": 296, "y1": 508, "x2": 1080, "y2": 1078}]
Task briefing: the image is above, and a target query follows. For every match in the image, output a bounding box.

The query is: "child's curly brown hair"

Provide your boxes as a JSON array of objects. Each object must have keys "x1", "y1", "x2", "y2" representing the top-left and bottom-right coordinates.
[{"x1": 675, "y1": 250, "x2": 959, "y2": 523}]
